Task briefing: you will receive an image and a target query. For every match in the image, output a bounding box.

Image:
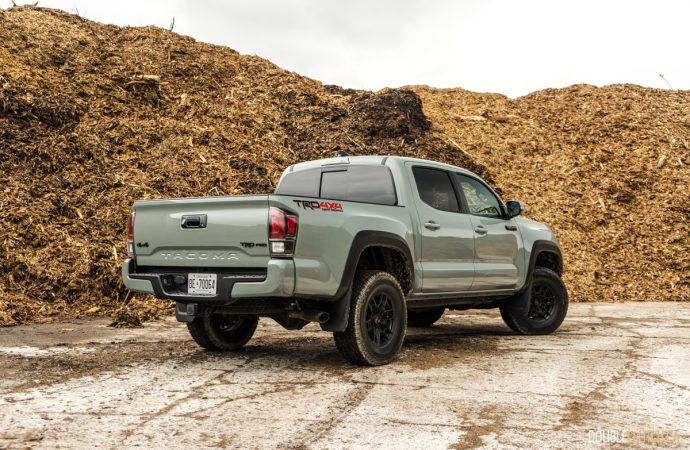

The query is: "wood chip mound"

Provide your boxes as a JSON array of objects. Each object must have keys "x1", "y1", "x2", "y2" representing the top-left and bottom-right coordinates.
[
  {"x1": 412, "y1": 85, "x2": 689, "y2": 303},
  {"x1": 1, "y1": 7, "x2": 687, "y2": 326},
  {"x1": 0, "y1": 7, "x2": 484, "y2": 325}
]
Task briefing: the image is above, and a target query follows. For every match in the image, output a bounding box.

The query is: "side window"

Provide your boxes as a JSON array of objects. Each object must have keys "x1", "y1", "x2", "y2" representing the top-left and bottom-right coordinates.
[
  {"x1": 412, "y1": 167, "x2": 460, "y2": 213},
  {"x1": 275, "y1": 167, "x2": 321, "y2": 197},
  {"x1": 455, "y1": 174, "x2": 502, "y2": 218},
  {"x1": 320, "y1": 166, "x2": 396, "y2": 205}
]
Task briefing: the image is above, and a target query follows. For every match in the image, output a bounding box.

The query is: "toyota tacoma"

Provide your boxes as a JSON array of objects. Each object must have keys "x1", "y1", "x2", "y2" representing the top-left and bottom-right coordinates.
[{"x1": 122, "y1": 155, "x2": 568, "y2": 365}]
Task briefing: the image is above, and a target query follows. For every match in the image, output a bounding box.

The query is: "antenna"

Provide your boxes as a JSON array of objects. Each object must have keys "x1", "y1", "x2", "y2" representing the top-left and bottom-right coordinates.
[
  {"x1": 337, "y1": 150, "x2": 349, "y2": 157},
  {"x1": 659, "y1": 74, "x2": 673, "y2": 90}
]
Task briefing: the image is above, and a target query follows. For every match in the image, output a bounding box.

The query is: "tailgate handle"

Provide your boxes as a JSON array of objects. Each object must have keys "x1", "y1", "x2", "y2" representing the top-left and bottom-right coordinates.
[{"x1": 181, "y1": 214, "x2": 207, "y2": 229}]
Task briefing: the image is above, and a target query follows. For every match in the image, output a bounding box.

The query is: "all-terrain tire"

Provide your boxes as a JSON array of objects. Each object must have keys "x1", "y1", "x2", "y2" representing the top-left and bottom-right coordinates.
[
  {"x1": 500, "y1": 267, "x2": 568, "y2": 335},
  {"x1": 407, "y1": 307, "x2": 445, "y2": 327},
  {"x1": 187, "y1": 314, "x2": 259, "y2": 351},
  {"x1": 333, "y1": 271, "x2": 407, "y2": 366}
]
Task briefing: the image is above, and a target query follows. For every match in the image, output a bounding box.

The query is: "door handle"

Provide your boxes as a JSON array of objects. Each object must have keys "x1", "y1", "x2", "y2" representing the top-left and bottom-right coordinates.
[
  {"x1": 474, "y1": 226, "x2": 487, "y2": 235},
  {"x1": 424, "y1": 221, "x2": 441, "y2": 231}
]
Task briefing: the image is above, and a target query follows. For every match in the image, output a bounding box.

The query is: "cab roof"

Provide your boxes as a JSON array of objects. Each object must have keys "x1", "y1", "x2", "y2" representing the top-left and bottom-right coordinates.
[{"x1": 287, "y1": 155, "x2": 479, "y2": 178}]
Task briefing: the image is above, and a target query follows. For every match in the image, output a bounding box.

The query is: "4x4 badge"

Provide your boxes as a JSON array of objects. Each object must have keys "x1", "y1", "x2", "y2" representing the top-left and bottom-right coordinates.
[{"x1": 293, "y1": 200, "x2": 343, "y2": 212}]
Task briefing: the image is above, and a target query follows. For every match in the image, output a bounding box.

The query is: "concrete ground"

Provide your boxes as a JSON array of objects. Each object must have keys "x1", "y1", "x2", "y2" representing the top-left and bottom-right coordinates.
[{"x1": 0, "y1": 303, "x2": 688, "y2": 449}]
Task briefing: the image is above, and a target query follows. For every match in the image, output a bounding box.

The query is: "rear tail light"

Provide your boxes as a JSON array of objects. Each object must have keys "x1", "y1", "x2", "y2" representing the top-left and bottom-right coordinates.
[
  {"x1": 127, "y1": 211, "x2": 136, "y2": 258},
  {"x1": 269, "y1": 207, "x2": 297, "y2": 257}
]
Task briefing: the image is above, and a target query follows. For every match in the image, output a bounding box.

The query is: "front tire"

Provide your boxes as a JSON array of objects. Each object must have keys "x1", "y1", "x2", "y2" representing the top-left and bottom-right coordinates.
[
  {"x1": 334, "y1": 271, "x2": 407, "y2": 366},
  {"x1": 500, "y1": 267, "x2": 568, "y2": 335},
  {"x1": 407, "y1": 307, "x2": 445, "y2": 327},
  {"x1": 187, "y1": 314, "x2": 259, "y2": 351}
]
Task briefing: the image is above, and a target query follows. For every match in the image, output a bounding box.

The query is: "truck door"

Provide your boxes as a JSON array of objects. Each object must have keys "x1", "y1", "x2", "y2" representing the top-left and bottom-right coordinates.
[
  {"x1": 454, "y1": 173, "x2": 521, "y2": 290},
  {"x1": 408, "y1": 165, "x2": 475, "y2": 293}
]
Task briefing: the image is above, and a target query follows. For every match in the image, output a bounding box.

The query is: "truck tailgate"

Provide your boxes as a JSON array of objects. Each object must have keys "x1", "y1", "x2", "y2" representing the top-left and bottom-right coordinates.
[{"x1": 132, "y1": 195, "x2": 270, "y2": 268}]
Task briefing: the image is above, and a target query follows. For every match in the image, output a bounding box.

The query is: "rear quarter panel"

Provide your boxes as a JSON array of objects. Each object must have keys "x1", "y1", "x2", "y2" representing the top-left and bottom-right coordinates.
[{"x1": 269, "y1": 195, "x2": 415, "y2": 297}]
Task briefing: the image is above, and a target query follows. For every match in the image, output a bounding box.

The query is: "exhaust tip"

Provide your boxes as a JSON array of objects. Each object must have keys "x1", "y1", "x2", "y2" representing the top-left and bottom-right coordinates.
[
  {"x1": 315, "y1": 312, "x2": 330, "y2": 324},
  {"x1": 288, "y1": 310, "x2": 330, "y2": 324}
]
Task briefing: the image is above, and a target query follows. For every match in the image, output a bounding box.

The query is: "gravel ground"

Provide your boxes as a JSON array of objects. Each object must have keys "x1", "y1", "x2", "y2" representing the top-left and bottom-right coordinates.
[{"x1": 1, "y1": 303, "x2": 689, "y2": 449}]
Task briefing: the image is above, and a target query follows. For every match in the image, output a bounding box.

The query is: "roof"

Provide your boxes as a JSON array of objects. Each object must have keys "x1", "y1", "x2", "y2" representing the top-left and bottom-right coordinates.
[{"x1": 287, "y1": 155, "x2": 479, "y2": 178}]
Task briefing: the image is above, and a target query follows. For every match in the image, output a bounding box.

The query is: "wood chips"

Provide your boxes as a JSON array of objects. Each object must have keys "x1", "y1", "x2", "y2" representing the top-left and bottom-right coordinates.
[
  {"x1": 0, "y1": 7, "x2": 687, "y2": 326},
  {"x1": 0, "y1": 7, "x2": 483, "y2": 325},
  {"x1": 413, "y1": 85, "x2": 689, "y2": 304}
]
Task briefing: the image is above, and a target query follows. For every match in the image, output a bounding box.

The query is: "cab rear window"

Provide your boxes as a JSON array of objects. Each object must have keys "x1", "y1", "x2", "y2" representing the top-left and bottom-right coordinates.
[
  {"x1": 275, "y1": 167, "x2": 321, "y2": 197},
  {"x1": 275, "y1": 165, "x2": 397, "y2": 206}
]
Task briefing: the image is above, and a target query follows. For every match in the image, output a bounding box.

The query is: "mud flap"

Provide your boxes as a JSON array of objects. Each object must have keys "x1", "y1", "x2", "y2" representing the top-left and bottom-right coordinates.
[
  {"x1": 500, "y1": 285, "x2": 531, "y2": 316},
  {"x1": 319, "y1": 287, "x2": 352, "y2": 332}
]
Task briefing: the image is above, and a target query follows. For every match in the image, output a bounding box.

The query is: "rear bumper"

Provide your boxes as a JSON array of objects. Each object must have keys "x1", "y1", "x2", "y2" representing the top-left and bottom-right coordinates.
[{"x1": 121, "y1": 258, "x2": 295, "y2": 302}]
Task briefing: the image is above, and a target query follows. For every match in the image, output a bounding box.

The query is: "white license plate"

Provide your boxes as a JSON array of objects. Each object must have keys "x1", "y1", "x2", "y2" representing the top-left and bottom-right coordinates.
[{"x1": 188, "y1": 273, "x2": 217, "y2": 295}]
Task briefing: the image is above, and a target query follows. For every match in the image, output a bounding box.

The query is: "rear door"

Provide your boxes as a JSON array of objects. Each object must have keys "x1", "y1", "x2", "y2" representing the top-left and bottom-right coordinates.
[
  {"x1": 408, "y1": 164, "x2": 475, "y2": 292},
  {"x1": 454, "y1": 174, "x2": 521, "y2": 290}
]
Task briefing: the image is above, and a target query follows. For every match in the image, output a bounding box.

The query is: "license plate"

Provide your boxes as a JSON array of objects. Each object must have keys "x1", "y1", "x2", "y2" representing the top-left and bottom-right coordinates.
[{"x1": 188, "y1": 273, "x2": 217, "y2": 295}]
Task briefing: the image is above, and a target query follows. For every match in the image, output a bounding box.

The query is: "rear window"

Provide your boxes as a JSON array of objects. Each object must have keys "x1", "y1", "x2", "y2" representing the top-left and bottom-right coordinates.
[
  {"x1": 321, "y1": 166, "x2": 396, "y2": 205},
  {"x1": 275, "y1": 167, "x2": 321, "y2": 197},
  {"x1": 275, "y1": 165, "x2": 397, "y2": 206}
]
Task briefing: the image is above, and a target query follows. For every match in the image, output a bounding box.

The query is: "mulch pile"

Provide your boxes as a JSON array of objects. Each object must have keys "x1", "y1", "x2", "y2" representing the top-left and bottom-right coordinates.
[
  {"x1": 0, "y1": 7, "x2": 483, "y2": 326},
  {"x1": 413, "y1": 85, "x2": 689, "y2": 303},
  {"x1": 1, "y1": 7, "x2": 687, "y2": 326}
]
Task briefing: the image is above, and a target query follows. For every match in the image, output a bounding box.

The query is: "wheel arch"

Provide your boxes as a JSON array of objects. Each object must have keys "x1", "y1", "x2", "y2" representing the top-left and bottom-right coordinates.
[
  {"x1": 317, "y1": 230, "x2": 414, "y2": 332},
  {"x1": 502, "y1": 240, "x2": 563, "y2": 316},
  {"x1": 527, "y1": 240, "x2": 563, "y2": 286}
]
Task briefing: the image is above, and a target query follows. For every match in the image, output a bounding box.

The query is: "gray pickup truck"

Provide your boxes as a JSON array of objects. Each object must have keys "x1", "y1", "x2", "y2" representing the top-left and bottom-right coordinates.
[{"x1": 122, "y1": 155, "x2": 567, "y2": 365}]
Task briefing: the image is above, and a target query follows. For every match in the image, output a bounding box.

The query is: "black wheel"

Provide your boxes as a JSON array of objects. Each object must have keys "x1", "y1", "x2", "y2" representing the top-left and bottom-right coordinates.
[
  {"x1": 500, "y1": 267, "x2": 568, "y2": 335},
  {"x1": 334, "y1": 271, "x2": 407, "y2": 366},
  {"x1": 407, "y1": 307, "x2": 445, "y2": 327},
  {"x1": 187, "y1": 313, "x2": 259, "y2": 351}
]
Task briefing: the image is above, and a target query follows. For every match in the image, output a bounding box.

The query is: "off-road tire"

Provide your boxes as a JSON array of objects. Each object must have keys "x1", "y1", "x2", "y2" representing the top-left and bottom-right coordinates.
[
  {"x1": 407, "y1": 307, "x2": 445, "y2": 327},
  {"x1": 334, "y1": 271, "x2": 407, "y2": 366},
  {"x1": 187, "y1": 314, "x2": 259, "y2": 351},
  {"x1": 500, "y1": 267, "x2": 568, "y2": 335}
]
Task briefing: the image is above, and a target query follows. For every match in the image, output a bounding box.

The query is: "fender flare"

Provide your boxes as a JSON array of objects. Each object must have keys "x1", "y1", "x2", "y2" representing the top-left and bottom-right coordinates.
[
  {"x1": 318, "y1": 230, "x2": 413, "y2": 332},
  {"x1": 502, "y1": 240, "x2": 563, "y2": 315}
]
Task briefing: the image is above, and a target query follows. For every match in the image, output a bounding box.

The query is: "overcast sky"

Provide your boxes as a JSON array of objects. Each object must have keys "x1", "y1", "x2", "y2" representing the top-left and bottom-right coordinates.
[{"x1": 18, "y1": 0, "x2": 690, "y2": 97}]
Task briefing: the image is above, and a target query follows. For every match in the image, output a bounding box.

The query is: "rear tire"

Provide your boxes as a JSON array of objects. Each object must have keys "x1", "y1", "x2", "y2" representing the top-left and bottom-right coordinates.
[
  {"x1": 334, "y1": 271, "x2": 407, "y2": 366},
  {"x1": 500, "y1": 267, "x2": 568, "y2": 335},
  {"x1": 407, "y1": 307, "x2": 445, "y2": 327},
  {"x1": 187, "y1": 314, "x2": 259, "y2": 351}
]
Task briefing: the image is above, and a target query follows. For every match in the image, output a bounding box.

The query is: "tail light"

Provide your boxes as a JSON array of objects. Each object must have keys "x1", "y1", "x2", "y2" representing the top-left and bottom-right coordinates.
[
  {"x1": 127, "y1": 211, "x2": 136, "y2": 258},
  {"x1": 269, "y1": 207, "x2": 297, "y2": 257}
]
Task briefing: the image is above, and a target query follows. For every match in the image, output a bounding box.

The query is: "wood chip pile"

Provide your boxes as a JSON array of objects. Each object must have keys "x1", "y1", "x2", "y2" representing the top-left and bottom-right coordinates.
[
  {"x1": 1, "y1": 7, "x2": 687, "y2": 326},
  {"x1": 0, "y1": 7, "x2": 484, "y2": 325},
  {"x1": 413, "y1": 85, "x2": 689, "y2": 303}
]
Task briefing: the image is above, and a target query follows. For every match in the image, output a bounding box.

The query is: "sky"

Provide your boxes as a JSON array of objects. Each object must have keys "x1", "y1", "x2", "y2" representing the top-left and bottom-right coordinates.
[{"x1": 12, "y1": 0, "x2": 690, "y2": 97}]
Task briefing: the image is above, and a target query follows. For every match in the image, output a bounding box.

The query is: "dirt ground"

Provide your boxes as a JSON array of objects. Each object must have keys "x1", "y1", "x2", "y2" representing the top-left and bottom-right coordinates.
[{"x1": 1, "y1": 303, "x2": 688, "y2": 449}]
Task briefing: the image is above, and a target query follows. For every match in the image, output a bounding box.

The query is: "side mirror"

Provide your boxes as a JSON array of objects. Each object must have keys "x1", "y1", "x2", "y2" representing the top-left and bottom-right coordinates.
[{"x1": 506, "y1": 200, "x2": 524, "y2": 219}]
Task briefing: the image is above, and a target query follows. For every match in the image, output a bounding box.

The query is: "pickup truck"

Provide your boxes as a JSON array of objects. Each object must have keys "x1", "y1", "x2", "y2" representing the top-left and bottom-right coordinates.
[{"x1": 122, "y1": 155, "x2": 567, "y2": 366}]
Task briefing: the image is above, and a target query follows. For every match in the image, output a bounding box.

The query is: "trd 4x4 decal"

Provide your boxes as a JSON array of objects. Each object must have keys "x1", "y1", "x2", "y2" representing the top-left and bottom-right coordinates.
[{"x1": 293, "y1": 199, "x2": 343, "y2": 212}]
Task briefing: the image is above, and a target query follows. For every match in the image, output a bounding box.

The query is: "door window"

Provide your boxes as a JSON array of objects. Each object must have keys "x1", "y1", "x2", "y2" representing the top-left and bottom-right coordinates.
[
  {"x1": 455, "y1": 174, "x2": 503, "y2": 218},
  {"x1": 412, "y1": 167, "x2": 460, "y2": 213}
]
